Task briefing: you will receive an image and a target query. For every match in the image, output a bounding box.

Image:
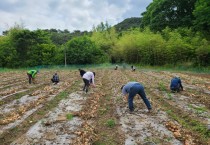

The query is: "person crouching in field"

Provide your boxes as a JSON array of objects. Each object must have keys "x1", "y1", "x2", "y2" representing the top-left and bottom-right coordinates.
[
  {"x1": 115, "y1": 65, "x2": 118, "y2": 70},
  {"x1": 82, "y1": 71, "x2": 96, "y2": 93},
  {"x1": 170, "y1": 76, "x2": 183, "y2": 93},
  {"x1": 121, "y1": 82, "x2": 152, "y2": 113},
  {"x1": 27, "y1": 70, "x2": 39, "y2": 84},
  {"x1": 51, "y1": 73, "x2": 59, "y2": 84},
  {"x1": 79, "y1": 68, "x2": 86, "y2": 77},
  {"x1": 131, "y1": 65, "x2": 136, "y2": 71}
]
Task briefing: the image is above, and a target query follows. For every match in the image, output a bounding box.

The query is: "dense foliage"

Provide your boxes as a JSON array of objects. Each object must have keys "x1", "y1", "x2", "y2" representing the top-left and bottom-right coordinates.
[
  {"x1": 66, "y1": 36, "x2": 108, "y2": 64},
  {"x1": 111, "y1": 28, "x2": 210, "y2": 66},
  {"x1": 141, "y1": 0, "x2": 197, "y2": 31},
  {"x1": 193, "y1": 0, "x2": 210, "y2": 35},
  {"x1": 0, "y1": 0, "x2": 209, "y2": 68},
  {"x1": 0, "y1": 28, "x2": 58, "y2": 67},
  {"x1": 114, "y1": 17, "x2": 141, "y2": 32}
]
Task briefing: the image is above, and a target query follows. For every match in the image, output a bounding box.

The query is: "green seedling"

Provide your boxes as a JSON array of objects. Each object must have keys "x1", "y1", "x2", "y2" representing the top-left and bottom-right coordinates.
[
  {"x1": 60, "y1": 92, "x2": 68, "y2": 99},
  {"x1": 167, "y1": 93, "x2": 173, "y2": 100},
  {"x1": 115, "y1": 96, "x2": 122, "y2": 102},
  {"x1": 66, "y1": 113, "x2": 73, "y2": 120},
  {"x1": 99, "y1": 108, "x2": 107, "y2": 115},
  {"x1": 158, "y1": 82, "x2": 166, "y2": 91},
  {"x1": 188, "y1": 104, "x2": 207, "y2": 114},
  {"x1": 106, "y1": 96, "x2": 111, "y2": 101},
  {"x1": 37, "y1": 111, "x2": 45, "y2": 115},
  {"x1": 106, "y1": 119, "x2": 116, "y2": 128},
  {"x1": 166, "y1": 110, "x2": 172, "y2": 113},
  {"x1": 165, "y1": 137, "x2": 173, "y2": 142}
]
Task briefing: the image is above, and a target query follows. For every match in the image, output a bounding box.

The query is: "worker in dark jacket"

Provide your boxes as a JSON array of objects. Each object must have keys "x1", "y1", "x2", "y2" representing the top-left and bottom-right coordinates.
[
  {"x1": 79, "y1": 69, "x2": 86, "y2": 77},
  {"x1": 170, "y1": 76, "x2": 183, "y2": 92},
  {"x1": 27, "y1": 70, "x2": 39, "y2": 84},
  {"x1": 51, "y1": 73, "x2": 59, "y2": 84},
  {"x1": 121, "y1": 82, "x2": 152, "y2": 113}
]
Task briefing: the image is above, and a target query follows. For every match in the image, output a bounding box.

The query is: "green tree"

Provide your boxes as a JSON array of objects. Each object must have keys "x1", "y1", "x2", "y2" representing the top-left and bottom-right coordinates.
[
  {"x1": 141, "y1": 0, "x2": 196, "y2": 31},
  {"x1": 66, "y1": 36, "x2": 108, "y2": 64},
  {"x1": 113, "y1": 28, "x2": 167, "y2": 65},
  {"x1": 114, "y1": 17, "x2": 141, "y2": 32},
  {"x1": 193, "y1": 0, "x2": 210, "y2": 36},
  {"x1": 91, "y1": 27, "x2": 117, "y2": 57},
  {"x1": 41, "y1": 44, "x2": 57, "y2": 65},
  {"x1": 24, "y1": 30, "x2": 55, "y2": 66},
  {"x1": 92, "y1": 21, "x2": 110, "y2": 32},
  {"x1": 195, "y1": 39, "x2": 210, "y2": 66},
  {"x1": 6, "y1": 28, "x2": 56, "y2": 67},
  {"x1": 0, "y1": 36, "x2": 18, "y2": 67}
]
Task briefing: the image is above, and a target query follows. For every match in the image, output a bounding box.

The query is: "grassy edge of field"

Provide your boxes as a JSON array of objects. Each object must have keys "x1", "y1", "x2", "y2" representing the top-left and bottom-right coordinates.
[{"x1": 0, "y1": 63, "x2": 209, "y2": 74}]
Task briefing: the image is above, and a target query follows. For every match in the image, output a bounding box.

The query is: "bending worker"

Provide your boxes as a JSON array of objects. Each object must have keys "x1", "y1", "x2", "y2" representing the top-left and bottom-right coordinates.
[
  {"x1": 27, "y1": 70, "x2": 39, "y2": 84},
  {"x1": 170, "y1": 76, "x2": 183, "y2": 92},
  {"x1": 82, "y1": 71, "x2": 96, "y2": 93},
  {"x1": 121, "y1": 82, "x2": 152, "y2": 113}
]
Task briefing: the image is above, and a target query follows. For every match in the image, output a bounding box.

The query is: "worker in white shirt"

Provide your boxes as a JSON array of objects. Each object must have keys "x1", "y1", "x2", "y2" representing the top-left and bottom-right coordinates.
[{"x1": 82, "y1": 71, "x2": 96, "y2": 93}]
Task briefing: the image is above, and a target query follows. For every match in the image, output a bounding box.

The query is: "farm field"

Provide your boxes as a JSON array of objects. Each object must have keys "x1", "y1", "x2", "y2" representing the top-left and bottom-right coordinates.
[{"x1": 0, "y1": 68, "x2": 210, "y2": 145}]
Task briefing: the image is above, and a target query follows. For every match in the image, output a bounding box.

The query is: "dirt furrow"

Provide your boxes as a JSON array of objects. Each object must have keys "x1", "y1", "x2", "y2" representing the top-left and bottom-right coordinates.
[
  {"x1": 0, "y1": 69, "x2": 209, "y2": 145},
  {"x1": 10, "y1": 69, "x2": 105, "y2": 144},
  {"x1": 0, "y1": 70, "x2": 79, "y2": 144},
  {"x1": 127, "y1": 70, "x2": 209, "y2": 144}
]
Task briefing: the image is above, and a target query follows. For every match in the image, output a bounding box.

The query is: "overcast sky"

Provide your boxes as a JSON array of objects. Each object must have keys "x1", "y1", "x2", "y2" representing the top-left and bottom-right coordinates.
[{"x1": 0, "y1": 0, "x2": 152, "y2": 34}]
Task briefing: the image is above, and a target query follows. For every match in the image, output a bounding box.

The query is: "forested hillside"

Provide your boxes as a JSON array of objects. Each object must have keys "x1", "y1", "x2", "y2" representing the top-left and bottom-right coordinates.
[
  {"x1": 114, "y1": 17, "x2": 141, "y2": 32},
  {"x1": 0, "y1": 0, "x2": 209, "y2": 68}
]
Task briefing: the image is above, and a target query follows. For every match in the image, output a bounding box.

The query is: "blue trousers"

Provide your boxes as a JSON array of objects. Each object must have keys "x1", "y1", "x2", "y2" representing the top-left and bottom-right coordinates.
[
  {"x1": 128, "y1": 84, "x2": 152, "y2": 111},
  {"x1": 170, "y1": 84, "x2": 181, "y2": 92}
]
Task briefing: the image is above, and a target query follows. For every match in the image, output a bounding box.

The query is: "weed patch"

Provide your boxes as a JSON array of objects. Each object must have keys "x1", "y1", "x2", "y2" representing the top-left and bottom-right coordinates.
[
  {"x1": 158, "y1": 81, "x2": 167, "y2": 91},
  {"x1": 106, "y1": 119, "x2": 116, "y2": 128},
  {"x1": 188, "y1": 104, "x2": 207, "y2": 114}
]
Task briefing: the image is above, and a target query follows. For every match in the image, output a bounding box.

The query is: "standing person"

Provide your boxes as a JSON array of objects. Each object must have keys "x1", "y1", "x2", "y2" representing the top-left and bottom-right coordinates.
[
  {"x1": 170, "y1": 76, "x2": 183, "y2": 92},
  {"x1": 51, "y1": 73, "x2": 59, "y2": 84},
  {"x1": 121, "y1": 82, "x2": 152, "y2": 113},
  {"x1": 82, "y1": 71, "x2": 96, "y2": 93},
  {"x1": 79, "y1": 68, "x2": 86, "y2": 77},
  {"x1": 27, "y1": 70, "x2": 39, "y2": 84}
]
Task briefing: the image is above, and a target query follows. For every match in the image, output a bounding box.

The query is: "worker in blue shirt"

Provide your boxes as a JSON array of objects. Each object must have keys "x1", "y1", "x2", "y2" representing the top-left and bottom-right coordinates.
[
  {"x1": 51, "y1": 73, "x2": 59, "y2": 84},
  {"x1": 170, "y1": 76, "x2": 183, "y2": 92},
  {"x1": 121, "y1": 82, "x2": 152, "y2": 113}
]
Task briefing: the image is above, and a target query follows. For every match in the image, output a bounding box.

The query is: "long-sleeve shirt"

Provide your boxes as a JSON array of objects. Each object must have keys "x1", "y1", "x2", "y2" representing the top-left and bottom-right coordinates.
[
  {"x1": 27, "y1": 70, "x2": 38, "y2": 78},
  {"x1": 52, "y1": 74, "x2": 59, "y2": 82},
  {"x1": 170, "y1": 77, "x2": 183, "y2": 89},
  {"x1": 122, "y1": 82, "x2": 139, "y2": 95},
  {"x1": 83, "y1": 71, "x2": 95, "y2": 85}
]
